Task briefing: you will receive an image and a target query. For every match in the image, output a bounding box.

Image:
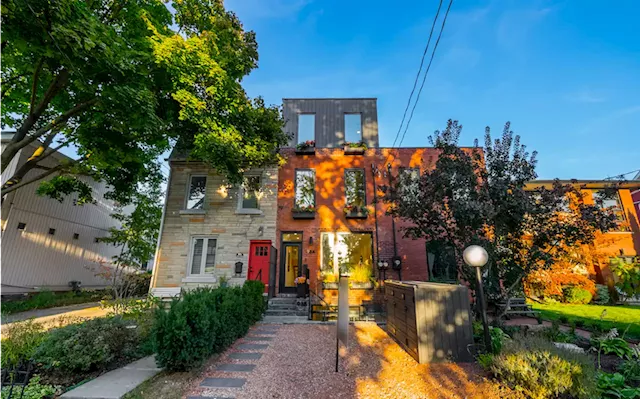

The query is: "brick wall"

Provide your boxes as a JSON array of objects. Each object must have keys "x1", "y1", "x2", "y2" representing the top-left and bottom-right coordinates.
[
  {"x1": 151, "y1": 162, "x2": 278, "y2": 292},
  {"x1": 276, "y1": 147, "x2": 449, "y2": 304}
]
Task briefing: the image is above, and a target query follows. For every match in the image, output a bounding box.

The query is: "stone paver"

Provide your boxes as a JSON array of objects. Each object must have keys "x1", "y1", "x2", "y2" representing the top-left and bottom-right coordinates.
[
  {"x1": 244, "y1": 336, "x2": 272, "y2": 341},
  {"x1": 61, "y1": 355, "x2": 161, "y2": 399},
  {"x1": 252, "y1": 330, "x2": 277, "y2": 335},
  {"x1": 216, "y1": 364, "x2": 256, "y2": 372},
  {"x1": 228, "y1": 353, "x2": 262, "y2": 360},
  {"x1": 201, "y1": 378, "x2": 246, "y2": 388},
  {"x1": 236, "y1": 343, "x2": 268, "y2": 350}
]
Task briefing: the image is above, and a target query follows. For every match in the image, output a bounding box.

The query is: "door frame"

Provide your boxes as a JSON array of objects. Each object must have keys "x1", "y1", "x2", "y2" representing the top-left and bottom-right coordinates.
[{"x1": 278, "y1": 241, "x2": 302, "y2": 293}]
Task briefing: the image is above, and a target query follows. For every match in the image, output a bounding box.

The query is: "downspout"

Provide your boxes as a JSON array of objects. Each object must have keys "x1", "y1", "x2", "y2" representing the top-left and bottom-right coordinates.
[
  {"x1": 371, "y1": 163, "x2": 381, "y2": 279},
  {"x1": 387, "y1": 163, "x2": 401, "y2": 281}
]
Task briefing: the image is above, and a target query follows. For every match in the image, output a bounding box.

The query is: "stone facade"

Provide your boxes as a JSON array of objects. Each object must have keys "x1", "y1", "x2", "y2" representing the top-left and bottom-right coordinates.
[{"x1": 150, "y1": 161, "x2": 278, "y2": 296}]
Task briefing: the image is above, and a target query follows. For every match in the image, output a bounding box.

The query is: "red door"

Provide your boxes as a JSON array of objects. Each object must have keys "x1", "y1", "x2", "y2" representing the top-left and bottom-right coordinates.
[{"x1": 248, "y1": 240, "x2": 271, "y2": 292}]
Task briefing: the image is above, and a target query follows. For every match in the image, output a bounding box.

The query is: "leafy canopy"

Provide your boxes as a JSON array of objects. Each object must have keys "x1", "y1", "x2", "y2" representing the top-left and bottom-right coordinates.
[{"x1": 1, "y1": 0, "x2": 287, "y2": 204}]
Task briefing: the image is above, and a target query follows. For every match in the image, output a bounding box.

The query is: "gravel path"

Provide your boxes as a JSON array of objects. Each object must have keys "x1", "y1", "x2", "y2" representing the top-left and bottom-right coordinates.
[{"x1": 186, "y1": 323, "x2": 505, "y2": 399}]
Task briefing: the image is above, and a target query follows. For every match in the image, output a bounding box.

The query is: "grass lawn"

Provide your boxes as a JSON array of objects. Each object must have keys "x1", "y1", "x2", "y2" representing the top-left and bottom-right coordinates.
[
  {"x1": 1, "y1": 290, "x2": 108, "y2": 315},
  {"x1": 531, "y1": 303, "x2": 640, "y2": 339}
]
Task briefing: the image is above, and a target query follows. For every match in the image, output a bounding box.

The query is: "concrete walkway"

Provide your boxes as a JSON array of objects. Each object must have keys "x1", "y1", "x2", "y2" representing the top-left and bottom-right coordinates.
[
  {"x1": 2, "y1": 303, "x2": 109, "y2": 329},
  {"x1": 61, "y1": 356, "x2": 162, "y2": 399}
]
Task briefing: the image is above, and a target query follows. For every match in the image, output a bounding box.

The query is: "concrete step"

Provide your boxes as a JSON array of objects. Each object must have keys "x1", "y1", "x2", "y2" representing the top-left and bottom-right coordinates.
[
  {"x1": 268, "y1": 303, "x2": 297, "y2": 310},
  {"x1": 268, "y1": 297, "x2": 297, "y2": 304},
  {"x1": 265, "y1": 309, "x2": 299, "y2": 316}
]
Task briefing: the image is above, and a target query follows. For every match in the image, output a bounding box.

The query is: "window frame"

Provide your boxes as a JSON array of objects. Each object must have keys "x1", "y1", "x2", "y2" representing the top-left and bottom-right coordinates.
[
  {"x1": 187, "y1": 236, "x2": 219, "y2": 277},
  {"x1": 294, "y1": 168, "x2": 316, "y2": 210},
  {"x1": 320, "y1": 232, "x2": 374, "y2": 275},
  {"x1": 297, "y1": 113, "x2": 316, "y2": 144},
  {"x1": 344, "y1": 113, "x2": 363, "y2": 143},
  {"x1": 344, "y1": 168, "x2": 367, "y2": 207},
  {"x1": 184, "y1": 174, "x2": 207, "y2": 211},
  {"x1": 592, "y1": 190, "x2": 628, "y2": 230},
  {"x1": 237, "y1": 172, "x2": 263, "y2": 214}
]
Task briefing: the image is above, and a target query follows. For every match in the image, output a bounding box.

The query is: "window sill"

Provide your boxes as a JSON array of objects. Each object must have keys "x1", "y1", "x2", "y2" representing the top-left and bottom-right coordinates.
[
  {"x1": 603, "y1": 231, "x2": 633, "y2": 234},
  {"x1": 179, "y1": 209, "x2": 206, "y2": 215},
  {"x1": 182, "y1": 276, "x2": 217, "y2": 283},
  {"x1": 236, "y1": 209, "x2": 263, "y2": 215}
]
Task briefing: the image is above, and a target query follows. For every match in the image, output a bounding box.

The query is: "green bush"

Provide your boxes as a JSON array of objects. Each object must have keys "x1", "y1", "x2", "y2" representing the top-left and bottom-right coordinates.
[
  {"x1": 489, "y1": 335, "x2": 597, "y2": 399},
  {"x1": 619, "y1": 358, "x2": 640, "y2": 383},
  {"x1": 34, "y1": 316, "x2": 143, "y2": 373},
  {"x1": 597, "y1": 372, "x2": 640, "y2": 399},
  {"x1": 121, "y1": 272, "x2": 152, "y2": 298},
  {"x1": 0, "y1": 320, "x2": 46, "y2": 368},
  {"x1": 1, "y1": 290, "x2": 108, "y2": 315},
  {"x1": 563, "y1": 286, "x2": 593, "y2": 304},
  {"x1": 0, "y1": 375, "x2": 58, "y2": 399},
  {"x1": 153, "y1": 281, "x2": 265, "y2": 371},
  {"x1": 593, "y1": 284, "x2": 611, "y2": 305}
]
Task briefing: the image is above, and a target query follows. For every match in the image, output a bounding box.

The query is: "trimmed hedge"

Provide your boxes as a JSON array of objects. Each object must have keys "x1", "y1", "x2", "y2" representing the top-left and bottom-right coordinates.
[
  {"x1": 563, "y1": 286, "x2": 593, "y2": 304},
  {"x1": 153, "y1": 280, "x2": 265, "y2": 371}
]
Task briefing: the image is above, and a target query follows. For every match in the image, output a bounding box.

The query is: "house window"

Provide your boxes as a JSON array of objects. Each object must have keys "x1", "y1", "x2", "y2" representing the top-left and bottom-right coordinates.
[
  {"x1": 593, "y1": 190, "x2": 627, "y2": 229},
  {"x1": 17, "y1": 222, "x2": 26, "y2": 230},
  {"x1": 189, "y1": 237, "x2": 217, "y2": 275},
  {"x1": 240, "y1": 175, "x2": 261, "y2": 210},
  {"x1": 428, "y1": 247, "x2": 458, "y2": 283},
  {"x1": 345, "y1": 169, "x2": 366, "y2": 208},
  {"x1": 295, "y1": 169, "x2": 315, "y2": 210},
  {"x1": 399, "y1": 167, "x2": 419, "y2": 195},
  {"x1": 344, "y1": 114, "x2": 362, "y2": 143},
  {"x1": 298, "y1": 114, "x2": 315, "y2": 144},
  {"x1": 186, "y1": 175, "x2": 207, "y2": 210},
  {"x1": 320, "y1": 232, "x2": 373, "y2": 277},
  {"x1": 73, "y1": 233, "x2": 80, "y2": 240},
  {"x1": 282, "y1": 232, "x2": 302, "y2": 242},
  {"x1": 48, "y1": 228, "x2": 56, "y2": 236}
]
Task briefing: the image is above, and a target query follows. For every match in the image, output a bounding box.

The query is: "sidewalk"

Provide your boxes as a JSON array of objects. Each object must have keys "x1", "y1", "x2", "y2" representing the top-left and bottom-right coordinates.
[
  {"x1": 61, "y1": 356, "x2": 162, "y2": 399},
  {"x1": 2, "y1": 302, "x2": 109, "y2": 329}
]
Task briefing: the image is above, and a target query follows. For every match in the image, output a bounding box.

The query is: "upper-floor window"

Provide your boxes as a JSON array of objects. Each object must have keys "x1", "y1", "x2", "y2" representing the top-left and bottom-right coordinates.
[
  {"x1": 295, "y1": 169, "x2": 315, "y2": 210},
  {"x1": 593, "y1": 190, "x2": 627, "y2": 228},
  {"x1": 189, "y1": 236, "x2": 217, "y2": 276},
  {"x1": 344, "y1": 114, "x2": 362, "y2": 143},
  {"x1": 399, "y1": 167, "x2": 420, "y2": 195},
  {"x1": 186, "y1": 175, "x2": 207, "y2": 210},
  {"x1": 298, "y1": 114, "x2": 315, "y2": 144},
  {"x1": 345, "y1": 169, "x2": 366, "y2": 207},
  {"x1": 240, "y1": 175, "x2": 261, "y2": 210}
]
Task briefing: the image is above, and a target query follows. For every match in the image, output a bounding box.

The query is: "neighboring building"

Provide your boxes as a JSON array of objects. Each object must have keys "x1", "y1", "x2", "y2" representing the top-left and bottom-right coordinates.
[
  {"x1": 1, "y1": 133, "x2": 126, "y2": 294},
  {"x1": 633, "y1": 171, "x2": 640, "y2": 217},
  {"x1": 525, "y1": 180, "x2": 640, "y2": 285}
]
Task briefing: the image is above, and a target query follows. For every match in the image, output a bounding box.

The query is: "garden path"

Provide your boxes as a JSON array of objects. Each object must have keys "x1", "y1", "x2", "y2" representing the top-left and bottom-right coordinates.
[{"x1": 186, "y1": 323, "x2": 506, "y2": 399}]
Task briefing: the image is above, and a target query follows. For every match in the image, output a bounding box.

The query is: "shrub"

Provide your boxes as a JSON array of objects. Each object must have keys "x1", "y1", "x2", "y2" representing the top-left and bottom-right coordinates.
[
  {"x1": 619, "y1": 358, "x2": 640, "y2": 383},
  {"x1": 0, "y1": 375, "x2": 58, "y2": 399},
  {"x1": 610, "y1": 257, "x2": 640, "y2": 302},
  {"x1": 34, "y1": 316, "x2": 143, "y2": 373},
  {"x1": 489, "y1": 335, "x2": 597, "y2": 399},
  {"x1": 563, "y1": 286, "x2": 593, "y2": 304},
  {"x1": 490, "y1": 327, "x2": 510, "y2": 354},
  {"x1": 525, "y1": 263, "x2": 596, "y2": 301},
  {"x1": 121, "y1": 272, "x2": 152, "y2": 298},
  {"x1": 593, "y1": 284, "x2": 611, "y2": 305},
  {"x1": 597, "y1": 372, "x2": 640, "y2": 399},
  {"x1": 154, "y1": 281, "x2": 265, "y2": 371},
  {"x1": 1, "y1": 290, "x2": 108, "y2": 315},
  {"x1": 0, "y1": 320, "x2": 46, "y2": 368}
]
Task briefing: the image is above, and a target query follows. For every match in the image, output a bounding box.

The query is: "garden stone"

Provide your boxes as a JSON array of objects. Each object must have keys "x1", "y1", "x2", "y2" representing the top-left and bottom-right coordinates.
[{"x1": 554, "y1": 342, "x2": 585, "y2": 353}]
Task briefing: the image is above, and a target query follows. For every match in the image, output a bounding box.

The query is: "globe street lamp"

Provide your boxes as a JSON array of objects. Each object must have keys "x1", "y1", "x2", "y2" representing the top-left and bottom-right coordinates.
[{"x1": 463, "y1": 245, "x2": 491, "y2": 352}]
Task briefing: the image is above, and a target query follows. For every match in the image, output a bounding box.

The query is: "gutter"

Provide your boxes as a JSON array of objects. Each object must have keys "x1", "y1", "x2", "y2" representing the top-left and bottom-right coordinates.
[{"x1": 149, "y1": 165, "x2": 172, "y2": 293}]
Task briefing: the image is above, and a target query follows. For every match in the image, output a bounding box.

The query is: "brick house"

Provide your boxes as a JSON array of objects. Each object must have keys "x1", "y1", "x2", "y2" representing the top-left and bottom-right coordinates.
[{"x1": 149, "y1": 97, "x2": 640, "y2": 308}]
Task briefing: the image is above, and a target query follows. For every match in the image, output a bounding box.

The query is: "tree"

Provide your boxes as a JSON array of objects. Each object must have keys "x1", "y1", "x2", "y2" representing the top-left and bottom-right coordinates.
[
  {"x1": 383, "y1": 120, "x2": 617, "y2": 305},
  {"x1": 1, "y1": 0, "x2": 287, "y2": 205}
]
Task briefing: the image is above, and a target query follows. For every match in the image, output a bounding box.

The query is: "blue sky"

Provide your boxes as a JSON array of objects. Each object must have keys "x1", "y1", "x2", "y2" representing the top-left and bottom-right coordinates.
[{"x1": 226, "y1": 0, "x2": 640, "y2": 180}]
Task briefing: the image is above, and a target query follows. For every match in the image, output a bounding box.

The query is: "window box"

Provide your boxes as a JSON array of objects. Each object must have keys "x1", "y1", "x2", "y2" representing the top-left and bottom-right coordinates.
[
  {"x1": 344, "y1": 205, "x2": 369, "y2": 219},
  {"x1": 295, "y1": 140, "x2": 316, "y2": 155},
  {"x1": 350, "y1": 281, "x2": 373, "y2": 290},
  {"x1": 322, "y1": 282, "x2": 339, "y2": 290},
  {"x1": 345, "y1": 211, "x2": 368, "y2": 219},
  {"x1": 343, "y1": 145, "x2": 366, "y2": 155},
  {"x1": 292, "y1": 211, "x2": 315, "y2": 219}
]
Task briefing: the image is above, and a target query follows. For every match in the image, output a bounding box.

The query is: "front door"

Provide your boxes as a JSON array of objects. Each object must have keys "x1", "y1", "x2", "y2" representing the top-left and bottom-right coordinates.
[
  {"x1": 280, "y1": 243, "x2": 301, "y2": 293},
  {"x1": 248, "y1": 240, "x2": 271, "y2": 292}
]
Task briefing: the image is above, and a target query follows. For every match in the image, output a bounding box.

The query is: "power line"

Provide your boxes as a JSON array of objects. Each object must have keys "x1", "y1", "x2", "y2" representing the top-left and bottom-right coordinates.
[
  {"x1": 604, "y1": 168, "x2": 640, "y2": 181},
  {"x1": 383, "y1": 0, "x2": 454, "y2": 169},
  {"x1": 387, "y1": 0, "x2": 444, "y2": 154}
]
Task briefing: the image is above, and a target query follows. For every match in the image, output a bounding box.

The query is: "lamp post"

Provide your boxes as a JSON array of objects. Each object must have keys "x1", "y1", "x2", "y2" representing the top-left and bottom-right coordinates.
[{"x1": 463, "y1": 245, "x2": 491, "y2": 352}]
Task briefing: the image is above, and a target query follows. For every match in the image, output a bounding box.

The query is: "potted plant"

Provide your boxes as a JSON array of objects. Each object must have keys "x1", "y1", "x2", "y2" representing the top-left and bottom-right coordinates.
[
  {"x1": 343, "y1": 141, "x2": 367, "y2": 155},
  {"x1": 344, "y1": 204, "x2": 370, "y2": 219},
  {"x1": 321, "y1": 270, "x2": 339, "y2": 289},
  {"x1": 295, "y1": 276, "x2": 308, "y2": 297},
  {"x1": 218, "y1": 275, "x2": 229, "y2": 288},
  {"x1": 292, "y1": 204, "x2": 316, "y2": 219},
  {"x1": 350, "y1": 264, "x2": 373, "y2": 289},
  {"x1": 295, "y1": 140, "x2": 316, "y2": 155}
]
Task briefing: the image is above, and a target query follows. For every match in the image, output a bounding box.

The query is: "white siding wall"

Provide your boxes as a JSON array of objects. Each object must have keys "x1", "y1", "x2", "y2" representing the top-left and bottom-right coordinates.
[{"x1": 1, "y1": 142, "x2": 124, "y2": 294}]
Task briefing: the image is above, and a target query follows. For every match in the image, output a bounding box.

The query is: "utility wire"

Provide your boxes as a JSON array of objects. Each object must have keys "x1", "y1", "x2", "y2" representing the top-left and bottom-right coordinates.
[
  {"x1": 604, "y1": 168, "x2": 640, "y2": 181},
  {"x1": 384, "y1": 0, "x2": 454, "y2": 169}
]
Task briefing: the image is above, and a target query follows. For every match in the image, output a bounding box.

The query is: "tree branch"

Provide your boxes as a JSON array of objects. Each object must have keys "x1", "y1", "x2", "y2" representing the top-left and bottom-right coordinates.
[
  {"x1": 30, "y1": 58, "x2": 45, "y2": 114},
  {"x1": 1, "y1": 164, "x2": 67, "y2": 195}
]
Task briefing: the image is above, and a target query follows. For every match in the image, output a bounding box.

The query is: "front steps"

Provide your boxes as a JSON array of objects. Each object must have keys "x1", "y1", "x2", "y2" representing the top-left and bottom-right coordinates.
[{"x1": 265, "y1": 295, "x2": 308, "y2": 319}]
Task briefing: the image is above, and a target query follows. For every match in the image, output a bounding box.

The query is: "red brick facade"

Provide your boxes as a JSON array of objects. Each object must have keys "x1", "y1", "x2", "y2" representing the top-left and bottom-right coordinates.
[{"x1": 275, "y1": 147, "x2": 452, "y2": 304}]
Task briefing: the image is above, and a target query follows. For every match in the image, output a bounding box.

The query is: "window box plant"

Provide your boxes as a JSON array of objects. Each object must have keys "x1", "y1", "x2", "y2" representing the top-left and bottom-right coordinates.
[
  {"x1": 321, "y1": 270, "x2": 339, "y2": 290},
  {"x1": 343, "y1": 141, "x2": 367, "y2": 154},
  {"x1": 344, "y1": 204, "x2": 369, "y2": 219},
  {"x1": 350, "y1": 264, "x2": 373, "y2": 289},
  {"x1": 295, "y1": 140, "x2": 316, "y2": 155},
  {"x1": 292, "y1": 205, "x2": 315, "y2": 219}
]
